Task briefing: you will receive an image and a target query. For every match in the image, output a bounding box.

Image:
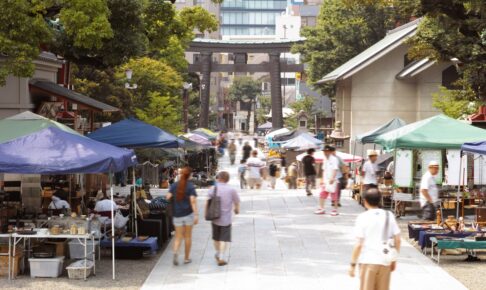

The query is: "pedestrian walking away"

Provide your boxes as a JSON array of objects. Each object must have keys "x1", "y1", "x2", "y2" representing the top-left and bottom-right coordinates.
[
  {"x1": 302, "y1": 148, "x2": 317, "y2": 196},
  {"x1": 246, "y1": 150, "x2": 265, "y2": 189},
  {"x1": 228, "y1": 139, "x2": 237, "y2": 165},
  {"x1": 420, "y1": 161, "x2": 440, "y2": 221},
  {"x1": 268, "y1": 162, "x2": 279, "y2": 190},
  {"x1": 349, "y1": 189, "x2": 401, "y2": 290},
  {"x1": 242, "y1": 141, "x2": 252, "y2": 162},
  {"x1": 316, "y1": 145, "x2": 341, "y2": 216},
  {"x1": 331, "y1": 146, "x2": 348, "y2": 206},
  {"x1": 287, "y1": 162, "x2": 298, "y2": 189},
  {"x1": 205, "y1": 171, "x2": 240, "y2": 266},
  {"x1": 238, "y1": 159, "x2": 247, "y2": 189},
  {"x1": 166, "y1": 166, "x2": 198, "y2": 266}
]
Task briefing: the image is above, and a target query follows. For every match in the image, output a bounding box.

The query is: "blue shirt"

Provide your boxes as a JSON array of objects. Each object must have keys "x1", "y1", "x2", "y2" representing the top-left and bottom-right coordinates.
[{"x1": 169, "y1": 181, "x2": 197, "y2": 217}]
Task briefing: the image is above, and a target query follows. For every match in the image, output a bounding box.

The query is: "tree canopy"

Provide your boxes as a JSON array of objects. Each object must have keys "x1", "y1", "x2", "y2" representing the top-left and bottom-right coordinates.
[
  {"x1": 292, "y1": 0, "x2": 419, "y2": 97},
  {"x1": 229, "y1": 76, "x2": 262, "y2": 132}
]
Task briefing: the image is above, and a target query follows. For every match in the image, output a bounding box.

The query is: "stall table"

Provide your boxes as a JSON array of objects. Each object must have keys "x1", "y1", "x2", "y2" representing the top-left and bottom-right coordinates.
[
  {"x1": 407, "y1": 222, "x2": 439, "y2": 241},
  {"x1": 430, "y1": 237, "x2": 486, "y2": 264},
  {"x1": 100, "y1": 237, "x2": 158, "y2": 259},
  {"x1": 419, "y1": 231, "x2": 473, "y2": 254},
  {"x1": 11, "y1": 232, "x2": 96, "y2": 280}
]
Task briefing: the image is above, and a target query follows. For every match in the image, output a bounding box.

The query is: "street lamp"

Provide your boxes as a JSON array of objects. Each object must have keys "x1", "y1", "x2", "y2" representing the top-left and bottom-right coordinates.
[
  {"x1": 182, "y1": 82, "x2": 193, "y2": 133},
  {"x1": 125, "y1": 69, "x2": 138, "y2": 90}
]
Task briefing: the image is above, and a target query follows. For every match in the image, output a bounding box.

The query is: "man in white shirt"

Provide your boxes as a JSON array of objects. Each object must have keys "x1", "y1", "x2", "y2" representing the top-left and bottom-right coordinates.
[
  {"x1": 315, "y1": 145, "x2": 342, "y2": 216},
  {"x1": 420, "y1": 161, "x2": 440, "y2": 220},
  {"x1": 361, "y1": 151, "x2": 379, "y2": 191},
  {"x1": 349, "y1": 189, "x2": 401, "y2": 290},
  {"x1": 246, "y1": 150, "x2": 265, "y2": 189}
]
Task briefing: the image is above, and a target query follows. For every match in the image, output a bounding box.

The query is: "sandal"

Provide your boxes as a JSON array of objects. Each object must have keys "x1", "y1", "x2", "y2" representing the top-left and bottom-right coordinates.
[
  {"x1": 184, "y1": 259, "x2": 192, "y2": 264},
  {"x1": 173, "y1": 254, "x2": 179, "y2": 266},
  {"x1": 217, "y1": 260, "x2": 228, "y2": 266}
]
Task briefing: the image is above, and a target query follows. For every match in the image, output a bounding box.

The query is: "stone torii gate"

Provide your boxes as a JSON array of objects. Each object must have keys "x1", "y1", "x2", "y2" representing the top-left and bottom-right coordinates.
[{"x1": 187, "y1": 38, "x2": 305, "y2": 130}]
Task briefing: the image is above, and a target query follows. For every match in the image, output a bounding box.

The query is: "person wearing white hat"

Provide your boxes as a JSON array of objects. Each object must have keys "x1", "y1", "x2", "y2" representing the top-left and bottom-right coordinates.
[
  {"x1": 420, "y1": 161, "x2": 440, "y2": 220},
  {"x1": 361, "y1": 150, "x2": 379, "y2": 192}
]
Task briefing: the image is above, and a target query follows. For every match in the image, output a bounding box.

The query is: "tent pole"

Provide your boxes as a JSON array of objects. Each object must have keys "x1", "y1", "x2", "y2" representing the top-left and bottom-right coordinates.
[
  {"x1": 456, "y1": 152, "x2": 463, "y2": 219},
  {"x1": 110, "y1": 172, "x2": 115, "y2": 280},
  {"x1": 133, "y1": 168, "x2": 138, "y2": 236}
]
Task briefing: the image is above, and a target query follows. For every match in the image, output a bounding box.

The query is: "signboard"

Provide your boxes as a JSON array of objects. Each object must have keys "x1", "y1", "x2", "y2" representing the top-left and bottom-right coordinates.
[
  {"x1": 446, "y1": 150, "x2": 467, "y2": 185},
  {"x1": 474, "y1": 154, "x2": 486, "y2": 185},
  {"x1": 395, "y1": 149, "x2": 413, "y2": 187}
]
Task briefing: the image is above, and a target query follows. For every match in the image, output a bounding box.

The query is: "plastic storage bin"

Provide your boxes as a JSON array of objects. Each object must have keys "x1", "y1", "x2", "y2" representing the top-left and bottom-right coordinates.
[
  {"x1": 29, "y1": 256, "x2": 64, "y2": 278},
  {"x1": 68, "y1": 240, "x2": 98, "y2": 259}
]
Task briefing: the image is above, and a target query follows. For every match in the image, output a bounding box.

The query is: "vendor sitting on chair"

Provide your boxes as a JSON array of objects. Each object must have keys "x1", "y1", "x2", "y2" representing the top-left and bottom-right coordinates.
[
  {"x1": 48, "y1": 192, "x2": 70, "y2": 211},
  {"x1": 95, "y1": 191, "x2": 118, "y2": 223}
]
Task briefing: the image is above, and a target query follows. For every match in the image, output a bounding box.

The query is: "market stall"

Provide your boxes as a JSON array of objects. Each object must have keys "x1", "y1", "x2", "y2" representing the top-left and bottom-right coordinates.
[
  {"x1": 265, "y1": 128, "x2": 290, "y2": 149},
  {"x1": 374, "y1": 115, "x2": 486, "y2": 216},
  {"x1": 0, "y1": 125, "x2": 137, "y2": 280}
]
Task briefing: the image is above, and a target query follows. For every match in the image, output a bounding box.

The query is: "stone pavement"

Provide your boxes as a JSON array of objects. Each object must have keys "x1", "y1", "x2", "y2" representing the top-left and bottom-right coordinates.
[{"x1": 142, "y1": 145, "x2": 467, "y2": 290}]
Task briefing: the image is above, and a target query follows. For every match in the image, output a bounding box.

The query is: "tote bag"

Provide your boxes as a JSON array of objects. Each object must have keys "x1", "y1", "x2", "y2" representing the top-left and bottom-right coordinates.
[{"x1": 205, "y1": 186, "x2": 221, "y2": 221}]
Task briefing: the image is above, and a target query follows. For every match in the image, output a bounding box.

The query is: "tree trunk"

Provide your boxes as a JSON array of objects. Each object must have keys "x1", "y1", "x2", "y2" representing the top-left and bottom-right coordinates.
[
  {"x1": 246, "y1": 105, "x2": 252, "y2": 134},
  {"x1": 253, "y1": 100, "x2": 258, "y2": 133}
]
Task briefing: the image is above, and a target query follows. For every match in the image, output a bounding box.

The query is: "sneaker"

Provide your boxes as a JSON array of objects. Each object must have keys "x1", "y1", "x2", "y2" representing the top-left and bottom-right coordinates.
[
  {"x1": 331, "y1": 210, "x2": 339, "y2": 216},
  {"x1": 314, "y1": 209, "x2": 325, "y2": 215}
]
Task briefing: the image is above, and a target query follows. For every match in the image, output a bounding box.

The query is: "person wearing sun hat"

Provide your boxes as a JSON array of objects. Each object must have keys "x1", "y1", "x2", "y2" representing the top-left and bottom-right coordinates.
[
  {"x1": 361, "y1": 150, "x2": 379, "y2": 193},
  {"x1": 420, "y1": 160, "x2": 440, "y2": 220}
]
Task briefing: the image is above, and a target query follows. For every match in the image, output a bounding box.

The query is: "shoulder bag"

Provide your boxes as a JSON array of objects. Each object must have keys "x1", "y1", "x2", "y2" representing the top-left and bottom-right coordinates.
[
  {"x1": 382, "y1": 210, "x2": 398, "y2": 264},
  {"x1": 205, "y1": 186, "x2": 221, "y2": 221}
]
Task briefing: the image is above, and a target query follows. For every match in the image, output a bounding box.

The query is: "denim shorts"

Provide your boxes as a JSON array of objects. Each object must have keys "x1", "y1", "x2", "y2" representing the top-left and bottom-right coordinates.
[{"x1": 173, "y1": 213, "x2": 194, "y2": 227}]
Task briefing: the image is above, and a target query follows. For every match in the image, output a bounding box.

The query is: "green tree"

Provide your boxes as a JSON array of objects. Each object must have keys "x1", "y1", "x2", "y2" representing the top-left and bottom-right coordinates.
[
  {"x1": 432, "y1": 80, "x2": 479, "y2": 119},
  {"x1": 228, "y1": 76, "x2": 262, "y2": 132},
  {"x1": 135, "y1": 92, "x2": 182, "y2": 134},
  {"x1": 0, "y1": 0, "x2": 114, "y2": 85},
  {"x1": 256, "y1": 95, "x2": 271, "y2": 125},
  {"x1": 408, "y1": 0, "x2": 486, "y2": 102},
  {"x1": 293, "y1": 0, "x2": 420, "y2": 97}
]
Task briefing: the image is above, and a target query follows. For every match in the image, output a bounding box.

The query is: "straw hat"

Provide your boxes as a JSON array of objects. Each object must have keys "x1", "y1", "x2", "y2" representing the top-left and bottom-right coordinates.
[{"x1": 367, "y1": 150, "x2": 378, "y2": 156}]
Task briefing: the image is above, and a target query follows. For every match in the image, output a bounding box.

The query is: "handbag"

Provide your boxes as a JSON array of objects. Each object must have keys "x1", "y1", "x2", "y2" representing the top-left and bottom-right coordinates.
[
  {"x1": 205, "y1": 186, "x2": 221, "y2": 221},
  {"x1": 382, "y1": 210, "x2": 398, "y2": 264},
  {"x1": 114, "y1": 210, "x2": 129, "y2": 229}
]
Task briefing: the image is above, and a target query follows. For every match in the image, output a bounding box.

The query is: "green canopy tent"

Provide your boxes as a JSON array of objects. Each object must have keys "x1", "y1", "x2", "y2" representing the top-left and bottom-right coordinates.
[
  {"x1": 375, "y1": 115, "x2": 486, "y2": 150},
  {"x1": 356, "y1": 118, "x2": 407, "y2": 144},
  {"x1": 0, "y1": 111, "x2": 80, "y2": 143}
]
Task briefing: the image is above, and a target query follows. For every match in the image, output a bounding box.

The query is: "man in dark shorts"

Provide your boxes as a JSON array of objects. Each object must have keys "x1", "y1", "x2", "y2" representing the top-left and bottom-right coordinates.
[
  {"x1": 302, "y1": 148, "x2": 317, "y2": 196},
  {"x1": 206, "y1": 171, "x2": 240, "y2": 266}
]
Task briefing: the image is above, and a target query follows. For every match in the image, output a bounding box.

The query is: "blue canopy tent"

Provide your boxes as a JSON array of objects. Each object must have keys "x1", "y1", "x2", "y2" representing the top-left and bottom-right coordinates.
[
  {"x1": 87, "y1": 118, "x2": 181, "y2": 148},
  {"x1": 0, "y1": 126, "x2": 137, "y2": 280}
]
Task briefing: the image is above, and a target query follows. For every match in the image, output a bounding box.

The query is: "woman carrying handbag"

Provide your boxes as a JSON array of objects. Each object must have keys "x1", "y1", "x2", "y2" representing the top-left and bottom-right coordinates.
[{"x1": 205, "y1": 171, "x2": 240, "y2": 266}]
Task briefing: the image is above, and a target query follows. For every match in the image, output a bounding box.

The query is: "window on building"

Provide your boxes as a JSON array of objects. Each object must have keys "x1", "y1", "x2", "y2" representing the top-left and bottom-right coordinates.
[{"x1": 442, "y1": 65, "x2": 460, "y2": 89}]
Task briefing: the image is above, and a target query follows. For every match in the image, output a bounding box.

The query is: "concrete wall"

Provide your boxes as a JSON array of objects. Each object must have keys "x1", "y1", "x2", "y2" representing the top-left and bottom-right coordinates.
[
  {"x1": 0, "y1": 58, "x2": 61, "y2": 119},
  {"x1": 334, "y1": 44, "x2": 445, "y2": 152}
]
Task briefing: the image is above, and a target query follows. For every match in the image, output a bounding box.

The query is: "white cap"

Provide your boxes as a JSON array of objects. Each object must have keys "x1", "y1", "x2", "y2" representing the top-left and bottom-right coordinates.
[
  {"x1": 428, "y1": 161, "x2": 439, "y2": 167},
  {"x1": 367, "y1": 149, "x2": 378, "y2": 156}
]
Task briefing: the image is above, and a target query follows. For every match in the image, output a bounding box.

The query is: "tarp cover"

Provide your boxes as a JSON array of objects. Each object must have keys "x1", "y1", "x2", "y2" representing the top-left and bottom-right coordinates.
[
  {"x1": 375, "y1": 115, "x2": 486, "y2": 150},
  {"x1": 257, "y1": 122, "x2": 272, "y2": 130},
  {"x1": 281, "y1": 133, "x2": 323, "y2": 150},
  {"x1": 273, "y1": 128, "x2": 309, "y2": 142},
  {"x1": 356, "y1": 118, "x2": 406, "y2": 144},
  {"x1": 265, "y1": 128, "x2": 290, "y2": 139},
  {"x1": 192, "y1": 128, "x2": 218, "y2": 140},
  {"x1": 183, "y1": 133, "x2": 212, "y2": 146},
  {"x1": 87, "y1": 118, "x2": 180, "y2": 148},
  {"x1": 0, "y1": 127, "x2": 137, "y2": 174},
  {"x1": 462, "y1": 141, "x2": 486, "y2": 155},
  {"x1": 0, "y1": 112, "x2": 80, "y2": 143}
]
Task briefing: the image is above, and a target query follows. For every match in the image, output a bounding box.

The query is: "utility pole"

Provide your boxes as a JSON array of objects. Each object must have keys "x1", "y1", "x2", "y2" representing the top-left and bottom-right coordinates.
[{"x1": 182, "y1": 82, "x2": 192, "y2": 133}]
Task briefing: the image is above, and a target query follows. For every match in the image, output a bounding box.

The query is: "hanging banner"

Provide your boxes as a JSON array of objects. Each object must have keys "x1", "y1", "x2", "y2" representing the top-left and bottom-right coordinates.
[
  {"x1": 395, "y1": 149, "x2": 413, "y2": 187},
  {"x1": 421, "y1": 150, "x2": 443, "y2": 184},
  {"x1": 474, "y1": 154, "x2": 486, "y2": 185},
  {"x1": 446, "y1": 150, "x2": 467, "y2": 186}
]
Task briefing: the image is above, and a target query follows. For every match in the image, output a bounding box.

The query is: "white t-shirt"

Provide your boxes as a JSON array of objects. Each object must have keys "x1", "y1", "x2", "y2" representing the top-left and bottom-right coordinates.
[
  {"x1": 48, "y1": 199, "x2": 70, "y2": 210},
  {"x1": 246, "y1": 157, "x2": 264, "y2": 179},
  {"x1": 420, "y1": 171, "x2": 439, "y2": 207},
  {"x1": 322, "y1": 155, "x2": 342, "y2": 182},
  {"x1": 354, "y1": 208, "x2": 400, "y2": 266},
  {"x1": 363, "y1": 161, "x2": 378, "y2": 185}
]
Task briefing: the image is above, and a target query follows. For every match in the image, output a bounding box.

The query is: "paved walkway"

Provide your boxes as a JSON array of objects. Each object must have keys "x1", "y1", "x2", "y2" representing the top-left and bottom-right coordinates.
[{"x1": 142, "y1": 145, "x2": 467, "y2": 290}]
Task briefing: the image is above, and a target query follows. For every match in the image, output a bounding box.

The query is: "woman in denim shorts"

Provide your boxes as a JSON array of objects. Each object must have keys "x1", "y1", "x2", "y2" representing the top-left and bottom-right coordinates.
[{"x1": 166, "y1": 166, "x2": 198, "y2": 265}]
